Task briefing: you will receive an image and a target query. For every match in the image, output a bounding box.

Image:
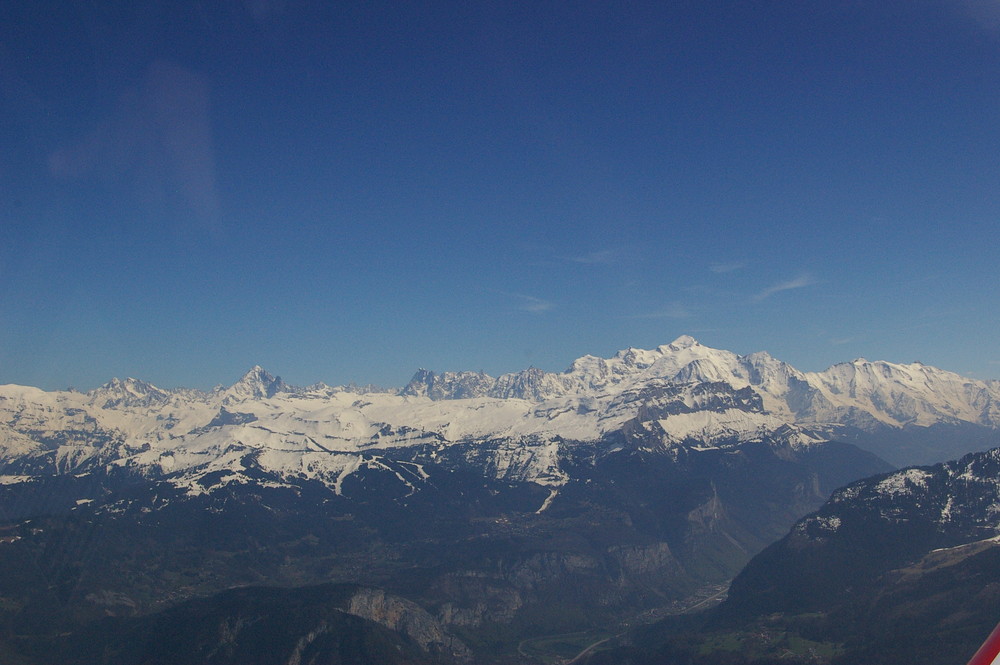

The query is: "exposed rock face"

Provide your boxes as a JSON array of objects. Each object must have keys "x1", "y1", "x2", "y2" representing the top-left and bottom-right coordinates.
[
  {"x1": 609, "y1": 542, "x2": 682, "y2": 579},
  {"x1": 223, "y1": 365, "x2": 293, "y2": 402},
  {"x1": 6, "y1": 584, "x2": 451, "y2": 665},
  {"x1": 433, "y1": 575, "x2": 525, "y2": 627},
  {"x1": 400, "y1": 368, "x2": 495, "y2": 400},
  {"x1": 348, "y1": 587, "x2": 472, "y2": 661}
]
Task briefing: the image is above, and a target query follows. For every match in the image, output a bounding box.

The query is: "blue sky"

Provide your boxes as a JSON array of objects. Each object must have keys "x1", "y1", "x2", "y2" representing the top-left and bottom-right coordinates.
[{"x1": 2, "y1": 0, "x2": 999, "y2": 390}]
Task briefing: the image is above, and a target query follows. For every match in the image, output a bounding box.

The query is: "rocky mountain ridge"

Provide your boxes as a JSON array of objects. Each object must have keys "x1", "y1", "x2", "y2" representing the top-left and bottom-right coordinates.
[
  {"x1": 1, "y1": 337, "x2": 997, "y2": 491},
  {"x1": 403, "y1": 336, "x2": 1000, "y2": 432}
]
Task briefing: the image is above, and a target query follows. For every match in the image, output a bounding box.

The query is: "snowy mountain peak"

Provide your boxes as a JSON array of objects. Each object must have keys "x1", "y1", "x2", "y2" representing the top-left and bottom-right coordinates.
[
  {"x1": 665, "y1": 334, "x2": 700, "y2": 350},
  {"x1": 88, "y1": 377, "x2": 170, "y2": 408},
  {"x1": 225, "y1": 366, "x2": 291, "y2": 401},
  {"x1": 744, "y1": 350, "x2": 778, "y2": 364},
  {"x1": 802, "y1": 357, "x2": 1000, "y2": 429},
  {"x1": 97, "y1": 377, "x2": 153, "y2": 393}
]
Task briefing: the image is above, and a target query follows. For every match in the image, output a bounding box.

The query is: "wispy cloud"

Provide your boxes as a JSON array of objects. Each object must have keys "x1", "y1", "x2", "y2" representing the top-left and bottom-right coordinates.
[
  {"x1": 563, "y1": 249, "x2": 620, "y2": 265},
  {"x1": 959, "y1": 0, "x2": 1000, "y2": 30},
  {"x1": 625, "y1": 302, "x2": 691, "y2": 319},
  {"x1": 709, "y1": 261, "x2": 746, "y2": 274},
  {"x1": 752, "y1": 273, "x2": 816, "y2": 302},
  {"x1": 512, "y1": 293, "x2": 554, "y2": 313},
  {"x1": 48, "y1": 60, "x2": 222, "y2": 235},
  {"x1": 829, "y1": 337, "x2": 855, "y2": 346}
]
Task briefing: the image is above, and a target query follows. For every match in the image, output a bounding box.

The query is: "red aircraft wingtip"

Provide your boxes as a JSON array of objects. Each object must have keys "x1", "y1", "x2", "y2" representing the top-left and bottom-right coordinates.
[{"x1": 967, "y1": 623, "x2": 1000, "y2": 665}]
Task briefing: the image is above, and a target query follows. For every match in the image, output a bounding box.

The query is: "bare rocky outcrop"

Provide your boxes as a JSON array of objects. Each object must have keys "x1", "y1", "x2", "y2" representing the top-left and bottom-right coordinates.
[{"x1": 348, "y1": 587, "x2": 472, "y2": 661}]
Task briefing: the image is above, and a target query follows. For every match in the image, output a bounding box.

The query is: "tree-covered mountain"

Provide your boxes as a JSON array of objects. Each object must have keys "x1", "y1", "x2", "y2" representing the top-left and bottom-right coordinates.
[{"x1": 585, "y1": 447, "x2": 1000, "y2": 665}]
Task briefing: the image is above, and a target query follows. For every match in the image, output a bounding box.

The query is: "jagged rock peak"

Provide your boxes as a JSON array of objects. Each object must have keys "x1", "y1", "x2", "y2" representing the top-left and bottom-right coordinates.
[
  {"x1": 400, "y1": 368, "x2": 495, "y2": 400},
  {"x1": 226, "y1": 365, "x2": 291, "y2": 400},
  {"x1": 399, "y1": 369, "x2": 435, "y2": 397}
]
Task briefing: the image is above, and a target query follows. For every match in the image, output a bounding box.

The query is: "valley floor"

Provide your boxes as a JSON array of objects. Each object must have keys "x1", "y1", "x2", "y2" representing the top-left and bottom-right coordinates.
[{"x1": 515, "y1": 582, "x2": 731, "y2": 665}]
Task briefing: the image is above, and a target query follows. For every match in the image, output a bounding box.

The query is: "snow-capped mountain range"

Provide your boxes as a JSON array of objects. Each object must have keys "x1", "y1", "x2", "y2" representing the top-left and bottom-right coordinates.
[
  {"x1": 1, "y1": 336, "x2": 998, "y2": 494},
  {"x1": 403, "y1": 336, "x2": 1000, "y2": 428}
]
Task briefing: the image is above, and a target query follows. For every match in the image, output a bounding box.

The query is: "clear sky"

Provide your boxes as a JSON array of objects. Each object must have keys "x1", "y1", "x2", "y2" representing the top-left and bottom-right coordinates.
[{"x1": 2, "y1": 0, "x2": 999, "y2": 391}]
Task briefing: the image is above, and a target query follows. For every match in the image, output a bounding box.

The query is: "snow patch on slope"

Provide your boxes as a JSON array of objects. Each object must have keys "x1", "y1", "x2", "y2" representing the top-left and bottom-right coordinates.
[{"x1": 875, "y1": 468, "x2": 933, "y2": 496}]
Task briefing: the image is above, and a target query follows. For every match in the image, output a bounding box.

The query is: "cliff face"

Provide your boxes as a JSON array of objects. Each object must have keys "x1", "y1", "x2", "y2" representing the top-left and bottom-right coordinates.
[
  {"x1": 348, "y1": 588, "x2": 472, "y2": 661},
  {"x1": 8, "y1": 584, "x2": 453, "y2": 665}
]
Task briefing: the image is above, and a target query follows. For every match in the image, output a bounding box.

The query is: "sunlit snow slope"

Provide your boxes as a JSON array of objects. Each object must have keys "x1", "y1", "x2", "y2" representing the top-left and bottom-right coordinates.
[{"x1": 1, "y1": 336, "x2": 997, "y2": 491}]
